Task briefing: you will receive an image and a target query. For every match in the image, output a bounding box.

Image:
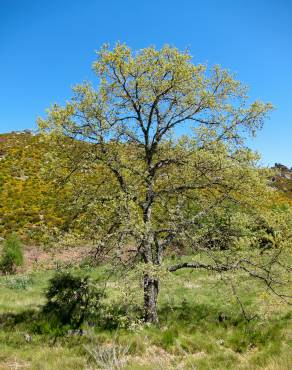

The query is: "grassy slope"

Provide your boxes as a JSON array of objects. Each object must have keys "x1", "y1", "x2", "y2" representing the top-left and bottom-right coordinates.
[{"x1": 0, "y1": 265, "x2": 291, "y2": 370}]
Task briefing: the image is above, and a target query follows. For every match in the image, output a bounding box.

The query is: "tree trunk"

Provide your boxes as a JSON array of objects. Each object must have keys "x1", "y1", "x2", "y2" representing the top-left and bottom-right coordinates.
[{"x1": 144, "y1": 274, "x2": 159, "y2": 324}]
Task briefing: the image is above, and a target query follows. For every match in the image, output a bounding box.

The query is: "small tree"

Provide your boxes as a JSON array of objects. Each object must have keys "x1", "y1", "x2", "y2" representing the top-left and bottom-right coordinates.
[
  {"x1": 0, "y1": 234, "x2": 24, "y2": 274},
  {"x1": 43, "y1": 271, "x2": 103, "y2": 329},
  {"x1": 39, "y1": 44, "x2": 291, "y2": 323}
]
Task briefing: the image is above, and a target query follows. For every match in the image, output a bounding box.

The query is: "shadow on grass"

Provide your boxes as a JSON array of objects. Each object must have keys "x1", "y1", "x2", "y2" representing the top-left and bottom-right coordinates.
[
  {"x1": 0, "y1": 308, "x2": 70, "y2": 337},
  {"x1": 0, "y1": 309, "x2": 39, "y2": 329},
  {"x1": 0, "y1": 298, "x2": 290, "y2": 355},
  {"x1": 159, "y1": 299, "x2": 228, "y2": 326},
  {"x1": 157, "y1": 299, "x2": 291, "y2": 353}
]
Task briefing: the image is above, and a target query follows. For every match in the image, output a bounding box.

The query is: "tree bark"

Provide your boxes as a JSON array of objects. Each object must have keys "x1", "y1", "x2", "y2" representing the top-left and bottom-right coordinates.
[{"x1": 143, "y1": 274, "x2": 159, "y2": 324}]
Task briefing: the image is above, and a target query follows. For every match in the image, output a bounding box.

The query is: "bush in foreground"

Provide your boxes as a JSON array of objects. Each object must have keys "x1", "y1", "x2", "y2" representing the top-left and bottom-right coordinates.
[
  {"x1": 42, "y1": 271, "x2": 104, "y2": 330},
  {"x1": 0, "y1": 234, "x2": 24, "y2": 274}
]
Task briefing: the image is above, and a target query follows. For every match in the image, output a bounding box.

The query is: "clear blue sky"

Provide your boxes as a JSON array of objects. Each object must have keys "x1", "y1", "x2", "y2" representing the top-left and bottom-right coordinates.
[{"x1": 1, "y1": 0, "x2": 291, "y2": 167}]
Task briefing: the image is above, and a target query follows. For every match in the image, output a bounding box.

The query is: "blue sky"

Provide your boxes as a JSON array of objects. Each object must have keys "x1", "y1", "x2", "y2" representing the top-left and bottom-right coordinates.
[{"x1": 1, "y1": 0, "x2": 291, "y2": 167}]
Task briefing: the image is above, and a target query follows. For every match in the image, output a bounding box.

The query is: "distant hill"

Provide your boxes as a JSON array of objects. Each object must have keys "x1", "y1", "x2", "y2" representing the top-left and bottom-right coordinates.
[{"x1": 0, "y1": 131, "x2": 291, "y2": 241}]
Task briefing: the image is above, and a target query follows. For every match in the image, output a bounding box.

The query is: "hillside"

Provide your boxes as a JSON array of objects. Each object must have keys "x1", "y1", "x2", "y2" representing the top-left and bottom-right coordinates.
[
  {"x1": 0, "y1": 131, "x2": 66, "y2": 241},
  {"x1": 1, "y1": 131, "x2": 291, "y2": 241}
]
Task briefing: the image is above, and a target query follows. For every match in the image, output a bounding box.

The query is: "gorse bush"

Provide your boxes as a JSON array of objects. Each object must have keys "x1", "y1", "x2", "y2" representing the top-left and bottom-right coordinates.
[
  {"x1": 42, "y1": 271, "x2": 104, "y2": 329},
  {"x1": 0, "y1": 234, "x2": 24, "y2": 274}
]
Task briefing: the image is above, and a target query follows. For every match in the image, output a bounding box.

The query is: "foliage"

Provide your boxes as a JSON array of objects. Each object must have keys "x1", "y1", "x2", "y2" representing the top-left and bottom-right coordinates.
[
  {"x1": 0, "y1": 234, "x2": 24, "y2": 274},
  {"x1": 42, "y1": 270, "x2": 104, "y2": 329}
]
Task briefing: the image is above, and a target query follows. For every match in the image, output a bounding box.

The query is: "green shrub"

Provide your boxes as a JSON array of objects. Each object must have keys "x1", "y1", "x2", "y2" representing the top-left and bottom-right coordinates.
[
  {"x1": 96, "y1": 302, "x2": 143, "y2": 330},
  {"x1": 42, "y1": 271, "x2": 104, "y2": 329},
  {"x1": 0, "y1": 234, "x2": 24, "y2": 274}
]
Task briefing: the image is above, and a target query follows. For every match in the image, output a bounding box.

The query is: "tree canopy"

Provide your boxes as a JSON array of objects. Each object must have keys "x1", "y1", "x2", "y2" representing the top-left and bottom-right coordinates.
[{"x1": 38, "y1": 44, "x2": 290, "y2": 323}]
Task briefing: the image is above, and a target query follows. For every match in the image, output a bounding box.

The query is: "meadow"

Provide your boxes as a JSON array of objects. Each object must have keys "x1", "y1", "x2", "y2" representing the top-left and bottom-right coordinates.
[{"x1": 0, "y1": 259, "x2": 291, "y2": 370}]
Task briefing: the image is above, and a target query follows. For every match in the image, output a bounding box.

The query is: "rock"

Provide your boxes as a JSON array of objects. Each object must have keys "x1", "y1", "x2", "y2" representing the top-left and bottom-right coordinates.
[
  {"x1": 24, "y1": 334, "x2": 32, "y2": 342},
  {"x1": 218, "y1": 313, "x2": 228, "y2": 322}
]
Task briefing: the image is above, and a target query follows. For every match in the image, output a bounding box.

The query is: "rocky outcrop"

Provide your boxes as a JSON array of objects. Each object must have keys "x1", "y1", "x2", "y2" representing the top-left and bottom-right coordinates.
[{"x1": 272, "y1": 163, "x2": 292, "y2": 199}]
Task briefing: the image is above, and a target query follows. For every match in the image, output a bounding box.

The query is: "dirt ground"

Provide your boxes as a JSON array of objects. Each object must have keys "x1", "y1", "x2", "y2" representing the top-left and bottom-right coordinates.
[{"x1": 21, "y1": 245, "x2": 92, "y2": 272}]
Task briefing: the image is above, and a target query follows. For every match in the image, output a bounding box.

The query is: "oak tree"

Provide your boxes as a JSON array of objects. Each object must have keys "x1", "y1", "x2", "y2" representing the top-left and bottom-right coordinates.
[{"x1": 39, "y1": 44, "x2": 290, "y2": 323}]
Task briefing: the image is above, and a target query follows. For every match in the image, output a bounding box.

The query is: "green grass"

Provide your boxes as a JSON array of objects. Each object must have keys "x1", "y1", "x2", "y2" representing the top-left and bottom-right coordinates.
[{"x1": 0, "y1": 265, "x2": 291, "y2": 369}]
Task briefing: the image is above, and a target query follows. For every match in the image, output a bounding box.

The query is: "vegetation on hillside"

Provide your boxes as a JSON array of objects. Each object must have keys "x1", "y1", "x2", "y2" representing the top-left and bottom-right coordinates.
[
  {"x1": 0, "y1": 131, "x2": 87, "y2": 242},
  {"x1": 0, "y1": 132, "x2": 63, "y2": 240},
  {"x1": 1, "y1": 131, "x2": 291, "y2": 241}
]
